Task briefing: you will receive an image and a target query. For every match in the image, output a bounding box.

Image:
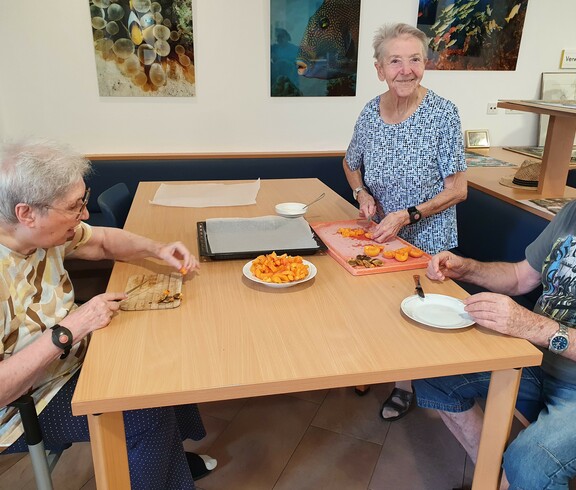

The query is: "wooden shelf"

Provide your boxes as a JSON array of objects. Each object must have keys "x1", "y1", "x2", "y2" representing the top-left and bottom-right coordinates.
[{"x1": 497, "y1": 100, "x2": 576, "y2": 197}]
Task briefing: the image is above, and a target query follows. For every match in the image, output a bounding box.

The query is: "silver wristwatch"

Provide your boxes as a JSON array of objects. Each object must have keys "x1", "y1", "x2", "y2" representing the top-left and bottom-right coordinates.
[
  {"x1": 353, "y1": 185, "x2": 367, "y2": 201},
  {"x1": 548, "y1": 322, "x2": 570, "y2": 354}
]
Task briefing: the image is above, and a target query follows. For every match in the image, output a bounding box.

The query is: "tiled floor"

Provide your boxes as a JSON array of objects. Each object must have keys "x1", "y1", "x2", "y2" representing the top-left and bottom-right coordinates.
[{"x1": 0, "y1": 382, "x2": 483, "y2": 489}]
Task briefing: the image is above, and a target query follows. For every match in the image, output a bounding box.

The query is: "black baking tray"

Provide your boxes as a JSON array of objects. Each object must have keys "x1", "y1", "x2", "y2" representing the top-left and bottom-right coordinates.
[{"x1": 197, "y1": 221, "x2": 328, "y2": 260}]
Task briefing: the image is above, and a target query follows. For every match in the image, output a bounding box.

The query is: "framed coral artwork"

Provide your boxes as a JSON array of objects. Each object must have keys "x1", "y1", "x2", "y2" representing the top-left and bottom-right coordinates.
[{"x1": 88, "y1": 0, "x2": 196, "y2": 97}]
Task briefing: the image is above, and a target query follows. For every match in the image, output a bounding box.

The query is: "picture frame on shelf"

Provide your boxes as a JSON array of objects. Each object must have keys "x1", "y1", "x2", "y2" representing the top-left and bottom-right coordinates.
[{"x1": 465, "y1": 130, "x2": 490, "y2": 149}]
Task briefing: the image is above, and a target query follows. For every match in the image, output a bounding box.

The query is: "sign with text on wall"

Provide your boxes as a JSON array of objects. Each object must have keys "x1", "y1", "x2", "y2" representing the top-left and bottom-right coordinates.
[{"x1": 560, "y1": 50, "x2": 576, "y2": 69}]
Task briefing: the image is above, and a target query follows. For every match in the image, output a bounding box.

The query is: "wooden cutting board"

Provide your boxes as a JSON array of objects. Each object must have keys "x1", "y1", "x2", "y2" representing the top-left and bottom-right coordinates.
[
  {"x1": 310, "y1": 220, "x2": 431, "y2": 276},
  {"x1": 120, "y1": 273, "x2": 183, "y2": 311}
]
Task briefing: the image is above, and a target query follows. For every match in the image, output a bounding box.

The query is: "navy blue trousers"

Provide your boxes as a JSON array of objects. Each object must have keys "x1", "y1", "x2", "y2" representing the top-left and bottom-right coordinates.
[{"x1": 6, "y1": 371, "x2": 206, "y2": 489}]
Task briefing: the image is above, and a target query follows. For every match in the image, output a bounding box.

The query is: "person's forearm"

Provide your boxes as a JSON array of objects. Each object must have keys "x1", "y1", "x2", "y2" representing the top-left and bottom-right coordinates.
[
  {"x1": 414, "y1": 172, "x2": 467, "y2": 219},
  {"x1": 100, "y1": 228, "x2": 162, "y2": 261},
  {"x1": 457, "y1": 259, "x2": 530, "y2": 296},
  {"x1": 343, "y1": 158, "x2": 364, "y2": 191},
  {"x1": 0, "y1": 331, "x2": 62, "y2": 407}
]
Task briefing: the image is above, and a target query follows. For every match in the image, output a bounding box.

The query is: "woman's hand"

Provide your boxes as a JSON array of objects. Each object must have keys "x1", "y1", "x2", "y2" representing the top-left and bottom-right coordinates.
[
  {"x1": 60, "y1": 292, "x2": 125, "y2": 339},
  {"x1": 370, "y1": 210, "x2": 406, "y2": 243},
  {"x1": 357, "y1": 192, "x2": 377, "y2": 221},
  {"x1": 156, "y1": 241, "x2": 200, "y2": 274}
]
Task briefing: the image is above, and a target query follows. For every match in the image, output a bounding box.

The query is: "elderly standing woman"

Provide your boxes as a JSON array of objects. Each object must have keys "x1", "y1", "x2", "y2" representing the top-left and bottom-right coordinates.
[
  {"x1": 0, "y1": 140, "x2": 215, "y2": 488},
  {"x1": 343, "y1": 23, "x2": 467, "y2": 422}
]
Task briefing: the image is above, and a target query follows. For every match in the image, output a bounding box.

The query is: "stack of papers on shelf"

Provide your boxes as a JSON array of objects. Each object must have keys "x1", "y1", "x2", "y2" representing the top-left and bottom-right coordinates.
[{"x1": 520, "y1": 198, "x2": 575, "y2": 216}]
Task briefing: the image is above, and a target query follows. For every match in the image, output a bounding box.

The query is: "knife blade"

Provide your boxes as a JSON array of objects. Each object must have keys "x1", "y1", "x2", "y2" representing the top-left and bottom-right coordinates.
[
  {"x1": 124, "y1": 277, "x2": 150, "y2": 298},
  {"x1": 413, "y1": 274, "x2": 425, "y2": 298},
  {"x1": 357, "y1": 213, "x2": 373, "y2": 228}
]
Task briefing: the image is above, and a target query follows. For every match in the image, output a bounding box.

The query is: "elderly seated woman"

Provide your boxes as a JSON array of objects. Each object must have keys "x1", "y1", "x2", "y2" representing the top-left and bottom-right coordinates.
[{"x1": 0, "y1": 139, "x2": 215, "y2": 488}]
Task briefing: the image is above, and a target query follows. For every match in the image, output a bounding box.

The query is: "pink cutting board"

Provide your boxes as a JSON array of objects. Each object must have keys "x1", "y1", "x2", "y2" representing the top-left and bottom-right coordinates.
[{"x1": 311, "y1": 220, "x2": 431, "y2": 276}]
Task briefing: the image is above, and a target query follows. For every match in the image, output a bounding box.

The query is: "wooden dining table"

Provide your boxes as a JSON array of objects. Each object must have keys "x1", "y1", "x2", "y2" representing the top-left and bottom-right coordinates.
[{"x1": 71, "y1": 178, "x2": 542, "y2": 489}]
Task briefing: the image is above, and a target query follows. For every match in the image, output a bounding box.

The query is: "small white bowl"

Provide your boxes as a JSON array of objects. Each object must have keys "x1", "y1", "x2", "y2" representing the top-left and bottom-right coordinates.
[{"x1": 275, "y1": 202, "x2": 307, "y2": 218}]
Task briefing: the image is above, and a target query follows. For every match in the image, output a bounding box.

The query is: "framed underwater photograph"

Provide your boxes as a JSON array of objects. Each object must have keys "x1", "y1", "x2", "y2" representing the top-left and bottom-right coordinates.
[
  {"x1": 270, "y1": 0, "x2": 361, "y2": 97},
  {"x1": 88, "y1": 0, "x2": 196, "y2": 96},
  {"x1": 417, "y1": 0, "x2": 529, "y2": 70}
]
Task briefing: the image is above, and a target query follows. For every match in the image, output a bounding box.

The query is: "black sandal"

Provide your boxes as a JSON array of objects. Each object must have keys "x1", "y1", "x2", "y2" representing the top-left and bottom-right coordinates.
[
  {"x1": 380, "y1": 387, "x2": 414, "y2": 422},
  {"x1": 186, "y1": 452, "x2": 217, "y2": 481}
]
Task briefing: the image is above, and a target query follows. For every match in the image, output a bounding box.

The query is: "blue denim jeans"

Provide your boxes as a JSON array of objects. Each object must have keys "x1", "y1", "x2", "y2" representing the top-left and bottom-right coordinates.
[{"x1": 413, "y1": 367, "x2": 576, "y2": 489}]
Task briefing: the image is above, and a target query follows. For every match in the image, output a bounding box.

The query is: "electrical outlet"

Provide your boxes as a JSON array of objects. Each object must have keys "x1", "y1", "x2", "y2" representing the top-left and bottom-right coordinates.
[{"x1": 486, "y1": 102, "x2": 498, "y2": 115}]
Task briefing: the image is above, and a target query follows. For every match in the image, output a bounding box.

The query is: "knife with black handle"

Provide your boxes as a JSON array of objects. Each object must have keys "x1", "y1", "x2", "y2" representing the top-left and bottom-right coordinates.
[{"x1": 413, "y1": 274, "x2": 425, "y2": 298}]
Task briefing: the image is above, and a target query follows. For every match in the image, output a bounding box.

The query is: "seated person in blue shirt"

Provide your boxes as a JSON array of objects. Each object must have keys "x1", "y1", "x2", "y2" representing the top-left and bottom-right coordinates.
[
  {"x1": 414, "y1": 201, "x2": 576, "y2": 489},
  {"x1": 343, "y1": 22, "x2": 467, "y2": 421}
]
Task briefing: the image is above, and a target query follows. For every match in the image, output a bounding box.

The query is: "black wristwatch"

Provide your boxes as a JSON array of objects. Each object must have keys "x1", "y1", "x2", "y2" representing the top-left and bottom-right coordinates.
[
  {"x1": 407, "y1": 206, "x2": 422, "y2": 224},
  {"x1": 50, "y1": 324, "x2": 73, "y2": 359}
]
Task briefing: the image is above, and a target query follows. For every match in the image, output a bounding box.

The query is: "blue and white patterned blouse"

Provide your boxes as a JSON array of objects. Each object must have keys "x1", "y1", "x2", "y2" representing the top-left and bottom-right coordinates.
[{"x1": 345, "y1": 89, "x2": 466, "y2": 255}]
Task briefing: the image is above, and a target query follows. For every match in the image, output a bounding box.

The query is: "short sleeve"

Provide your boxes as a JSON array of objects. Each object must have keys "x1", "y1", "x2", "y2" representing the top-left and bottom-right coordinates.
[
  {"x1": 64, "y1": 222, "x2": 93, "y2": 256},
  {"x1": 436, "y1": 102, "x2": 466, "y2": 179}
]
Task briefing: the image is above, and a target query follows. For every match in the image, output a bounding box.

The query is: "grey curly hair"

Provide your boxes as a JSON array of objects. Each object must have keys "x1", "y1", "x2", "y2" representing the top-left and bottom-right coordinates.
[
  {"x1": 0, "y1": 139, "x2": 92, "y2": 223},
  {"x1": 372, "y1": 23, "x2": 428, "y2": 62}
]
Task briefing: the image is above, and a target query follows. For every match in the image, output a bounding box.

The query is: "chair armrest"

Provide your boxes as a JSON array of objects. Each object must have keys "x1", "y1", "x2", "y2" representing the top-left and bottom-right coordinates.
[{"x1": 8, "y1": 394, "x2": 43, "y2": 446}]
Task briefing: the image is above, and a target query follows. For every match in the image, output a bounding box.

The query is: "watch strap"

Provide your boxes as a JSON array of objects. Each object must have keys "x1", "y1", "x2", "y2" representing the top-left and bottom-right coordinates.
[
  {"x1": 50, "y1": 324, "x2": 73, "y2": 360},
  {"x1": 408, "y1": 206, "x2": 422, "y2": 224}
]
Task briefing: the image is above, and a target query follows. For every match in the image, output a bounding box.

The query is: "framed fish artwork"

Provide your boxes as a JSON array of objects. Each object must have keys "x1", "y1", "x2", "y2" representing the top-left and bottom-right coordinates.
[
  {"x1": 270, "y1": 0, "x2": 361, "y2": 97},
  {"x1": 417, "y1": 0, "x2": 529, "y2": 70},
  {"x1": 88, "y1": 0, "x2": 196, "y2": 96}
]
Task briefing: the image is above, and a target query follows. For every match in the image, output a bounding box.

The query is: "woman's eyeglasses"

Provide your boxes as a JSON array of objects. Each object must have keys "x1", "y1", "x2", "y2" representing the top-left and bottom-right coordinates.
[{"x1": 45, "y1": 187, "x2": 91, "y2": 220}]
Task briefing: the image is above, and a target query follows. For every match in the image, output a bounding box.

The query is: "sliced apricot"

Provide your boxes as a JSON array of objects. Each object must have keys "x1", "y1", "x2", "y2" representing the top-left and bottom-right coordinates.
[
  {"x1": 363, "y1": 245, "x2": 381, "y2": 257},
  {"x1": 394, "y1": 251, "x2": 409, "y2": 262},
  {"x1": 409, "y1": 247, "x2": 424, "y2": 258},
  {"x1": 382, "y1": 250, "x2": 395, "y2": 259}
]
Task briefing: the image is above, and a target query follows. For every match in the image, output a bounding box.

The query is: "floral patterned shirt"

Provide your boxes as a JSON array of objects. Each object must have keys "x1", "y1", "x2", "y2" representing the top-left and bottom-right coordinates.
[
  {"x1": 345, "y1": 89, "x2": 466, "y2": 254},
  {"x1": 0, "y1": 222, "x2": 92, "y2": 447}
]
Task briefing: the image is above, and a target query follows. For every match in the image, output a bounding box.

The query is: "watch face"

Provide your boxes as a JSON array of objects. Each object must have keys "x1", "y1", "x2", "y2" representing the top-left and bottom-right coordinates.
[
  {"x1": 551, "y1": 335, "x2": 569, "y2": 352},
  {"x1": 409, "y1": 209, "x2": 422, "y2": 224}
]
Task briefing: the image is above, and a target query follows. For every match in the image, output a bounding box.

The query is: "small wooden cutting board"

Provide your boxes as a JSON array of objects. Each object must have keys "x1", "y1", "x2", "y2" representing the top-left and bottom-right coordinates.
[{"x1": 120, "y1": 273, "x2": 183, "y2": 311}]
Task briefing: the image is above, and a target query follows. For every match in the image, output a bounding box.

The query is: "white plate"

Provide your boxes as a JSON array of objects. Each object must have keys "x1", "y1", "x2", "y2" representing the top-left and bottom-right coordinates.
[
  {"x1": 401, "y1": 294, "x2": 475, "y2": 329},
  {"x1": 243, "y1": 259, "x2": 317, "y2": 288}
]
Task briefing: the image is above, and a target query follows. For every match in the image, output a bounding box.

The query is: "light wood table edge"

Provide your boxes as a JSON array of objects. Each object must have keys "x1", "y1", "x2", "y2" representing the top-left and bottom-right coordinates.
[
  {"x1": 473, "y1": 368, "x2": 523, "y2": 490},
  {"x1": 72, "y1": 353, "x2": 541, "y2": 416}
]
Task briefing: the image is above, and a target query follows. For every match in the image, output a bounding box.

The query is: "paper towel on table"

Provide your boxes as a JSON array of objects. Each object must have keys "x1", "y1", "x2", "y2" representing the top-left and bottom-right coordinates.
[{"x1": 150, "y1": 180, "x2": 260, "y2": 207}]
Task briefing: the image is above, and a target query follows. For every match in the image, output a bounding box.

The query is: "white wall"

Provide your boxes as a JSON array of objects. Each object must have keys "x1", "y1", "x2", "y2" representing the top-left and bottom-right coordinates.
[{"x1": 0, "y1": 0, "x2": 574, "y2": 154}]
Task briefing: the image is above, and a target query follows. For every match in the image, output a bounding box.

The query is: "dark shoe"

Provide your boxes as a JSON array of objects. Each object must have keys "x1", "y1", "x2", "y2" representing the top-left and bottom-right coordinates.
[
  {"x1": 380, "y1": 387, "x2": 414, "y2": 422},
  {"x1": 186, "y1": 452, "x2": 217, "y2": 481}
]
